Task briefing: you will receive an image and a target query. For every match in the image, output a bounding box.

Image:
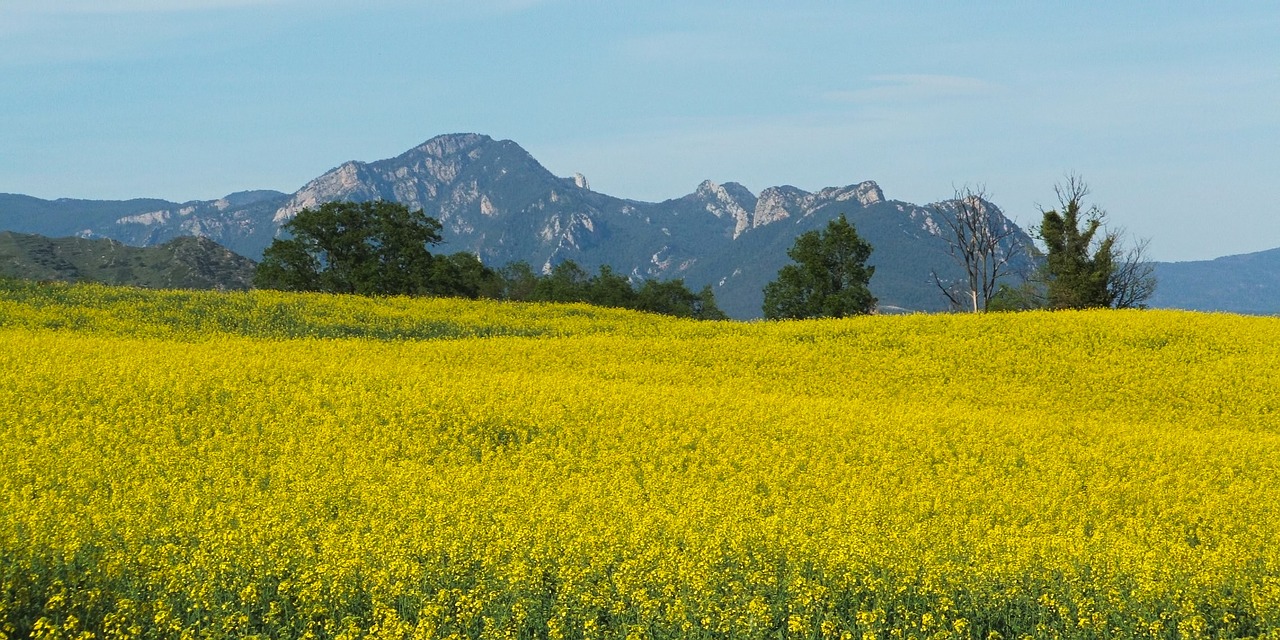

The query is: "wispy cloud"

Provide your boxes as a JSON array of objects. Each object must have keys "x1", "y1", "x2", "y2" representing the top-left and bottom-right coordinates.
[
  {"x1": 825, "y1": 74, "x2": 999, "y2": 105},
  {"x1": 616, "y1": 31, "x2": 758, "y2": 65},
  {"x1": 3, "y1": 0, "x2": 558, "y2": 16},
  {"x1": 465, "y1": 0, "x2": 561, "y2": 12},
  {"x1": 1, "y1": 0, "x2": 294, "y2": 14}
]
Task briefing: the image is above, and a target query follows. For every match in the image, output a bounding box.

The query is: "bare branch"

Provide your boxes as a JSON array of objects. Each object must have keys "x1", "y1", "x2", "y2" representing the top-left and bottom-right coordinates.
[
  {"x1": 1108, "y1": 231, "x2": 1157, "y2": 309},
  {"x1": 930, "y1": 269, "x2": 967, "y2": 310},
  {"x1": 931, "y1": 184, "x2": 1026, "y2": 312},
  {"x1": 1053, "y1": 173, "x2": 1089, "y2": 212}
]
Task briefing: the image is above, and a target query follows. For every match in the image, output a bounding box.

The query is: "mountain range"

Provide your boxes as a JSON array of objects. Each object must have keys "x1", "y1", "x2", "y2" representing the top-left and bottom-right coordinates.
[
  {"x1": 1148, "y1": 249, "x2": 1280, "y2": 314},
  {"x1": 1, "y1": 133, "x2": 1275, "y2": 316}
]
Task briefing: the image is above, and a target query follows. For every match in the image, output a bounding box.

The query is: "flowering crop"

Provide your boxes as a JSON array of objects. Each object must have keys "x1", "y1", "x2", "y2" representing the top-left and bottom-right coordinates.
[{"x1": 2, "y1": 281, "x2": 1279, "y2": 639}]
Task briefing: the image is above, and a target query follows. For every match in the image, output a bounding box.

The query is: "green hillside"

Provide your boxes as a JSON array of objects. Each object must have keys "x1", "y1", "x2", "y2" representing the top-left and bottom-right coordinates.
[{"x1": 0, "y1": 231, "x2": 256, "y2": 290}]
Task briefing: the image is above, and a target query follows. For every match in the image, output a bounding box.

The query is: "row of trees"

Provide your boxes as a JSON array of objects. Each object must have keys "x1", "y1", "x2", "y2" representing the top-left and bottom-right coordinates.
[
  {"x1": 759, "y1": 174, "x2": 1156, "y2": 319},
  {"x1": 980, "y1": 175, "x2": 1156, "y2": 312},
  {"x1": 254, "y1": 201, "x2": 726, "y2": 320},
  {"x1": 255, "y1": 179, "x2": 1155, "y2": 322},
  {"x1": 501, "y1": 261, "x2": 726, "y2": 319}
]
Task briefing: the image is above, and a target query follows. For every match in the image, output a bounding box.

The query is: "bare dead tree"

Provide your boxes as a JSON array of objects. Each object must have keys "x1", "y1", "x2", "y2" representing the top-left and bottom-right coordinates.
[
  {"x1": 930, "y1": 185, "x2": 1025, "y2": 312},
  {"x1": 1108, "y1": 231, "x2": 1157, "y2": 309}
]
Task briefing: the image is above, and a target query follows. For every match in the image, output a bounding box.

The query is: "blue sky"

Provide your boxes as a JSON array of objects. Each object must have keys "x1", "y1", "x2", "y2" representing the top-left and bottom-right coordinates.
[{"x1": 2, "y1": 1, "x2": 1277, "y2": 261}]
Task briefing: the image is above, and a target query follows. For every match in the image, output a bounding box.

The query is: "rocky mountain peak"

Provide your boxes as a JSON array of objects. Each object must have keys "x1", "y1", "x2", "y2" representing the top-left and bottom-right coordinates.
[
  {"x1": 692, "y1": 180, "x2": 759, "y2": 238},
  {"x1": 272, "y1": 161, "x2": 379, "y2": 224},
  {"x1": 408, "y1": 133, "x2": 494, "y2": 159},
  {"x1": 753, "y1": 186, "x2": 809, "y2": 228},
  {"x1": 750, "y1": 182, "x2": 886, "y2": 231},
  {"x1": 808, "y1": 181, "x2": 885, "y2": 207},
  {"x1": 845, "y1": 181, "x2": 884, "y2": 206},
  {"x1": 719, "y1": 181, "x2": 756, "y2": 201},
  {"x1": 271, "y1": 134, "x2": 557, "y2": 225}
]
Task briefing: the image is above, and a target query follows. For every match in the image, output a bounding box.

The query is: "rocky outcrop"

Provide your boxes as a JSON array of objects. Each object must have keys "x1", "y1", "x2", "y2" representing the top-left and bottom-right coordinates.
[
  {"x1": 685, "y1": 180, "x2": 758, "y2": 238},
  {"x1": 749, "y1": 181, "x2": 883, "y2": 230}
]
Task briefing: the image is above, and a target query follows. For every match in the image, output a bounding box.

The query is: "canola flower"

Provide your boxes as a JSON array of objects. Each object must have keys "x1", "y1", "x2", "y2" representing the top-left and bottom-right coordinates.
[{"x1": 1, "y1": 280, "x2": 1279, "y2": 639}]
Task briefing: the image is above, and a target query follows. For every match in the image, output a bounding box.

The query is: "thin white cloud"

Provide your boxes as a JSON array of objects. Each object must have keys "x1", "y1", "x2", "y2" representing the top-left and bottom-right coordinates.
[
  {"x1": 616, "y1": 31, "x2": 758, "y2": 65},
  {"x1": 825, "y1": 74, "x2": 999, "y2": 105},
  {"x1": 2, "y1": 0, "x2": 294, "y2": 14},
  {"x1": 2, "y1": 0, "x2": 557, "y2": 15},
  {"x1": 467, "y1": 0, "x2": 560, "y2": 12}
]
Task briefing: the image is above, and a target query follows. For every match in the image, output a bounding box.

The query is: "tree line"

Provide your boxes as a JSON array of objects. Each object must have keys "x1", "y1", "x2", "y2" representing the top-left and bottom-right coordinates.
[
  {"x1": 253, "y1": 200, "x2": 726, "y2": 320},
  {"x1": 949, "y1": 174, "x2": 1156, "y2": 313},
  {"x1": 759, "y1": 173, "x2": 1156, "y2": 319},
  {"x1": 255, "y1": 174, "x2": 1156, "y2": 321}
]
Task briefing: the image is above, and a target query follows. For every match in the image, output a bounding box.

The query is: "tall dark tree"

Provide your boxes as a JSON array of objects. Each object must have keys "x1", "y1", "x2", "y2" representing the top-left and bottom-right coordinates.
[
  {"x1": 1035, "y1": 175, "x2": 1156, "y2": 310},
  {"x1": 588, "y1": 265, "x2": 639, "y2": 309},
  {"x1": 762, "y1": 215, "x2": 876, "y2": 319},
  {"x1": 430, "y1": 252, "x2": 503, "y2": 299},
  {"x1": 532, "y1": 260, "x2": 591, "y2": 302},
  {"x1": 692, "y1": 285, "x2": 729, "y2": 321},
  {"x1": 636, "y1": 278, "x2": 728, "y2": 320},
  {"x1": 1039, "y1": 176, "x2": 1114, "y2": 309},
  {"x1": 498, "y1": 261, "x2": 541, "y2": 302},
  {"x1": 254, "y1": 200, "x2": 443, "y2": 296}
]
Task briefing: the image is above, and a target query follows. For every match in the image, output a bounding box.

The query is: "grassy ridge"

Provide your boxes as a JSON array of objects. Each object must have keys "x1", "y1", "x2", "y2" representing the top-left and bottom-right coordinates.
[
  {"x1": 0, "y1": 279, "x2": 694, "y2": 341},
  {"x1": 2, "y1": 282, "x2": 1279, "y2": 639},
  {"x1": 0, "y1": 232, "x2": 257, "y2": 291}
]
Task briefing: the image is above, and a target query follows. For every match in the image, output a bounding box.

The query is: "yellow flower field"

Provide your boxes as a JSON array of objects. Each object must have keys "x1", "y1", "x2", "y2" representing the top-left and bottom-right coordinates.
[{"x1": 2, "y1": 281, "x2": 1279, "y2": 639}]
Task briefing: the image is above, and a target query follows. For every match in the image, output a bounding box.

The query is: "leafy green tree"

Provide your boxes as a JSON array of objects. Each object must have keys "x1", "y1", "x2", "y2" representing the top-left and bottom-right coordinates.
[
  {"x1": 588, "y1": 265, "x2": 638, "y2": 308},
  {"x1": 253, "y1": 237, "x2": 322, "y2": 292},
  {"x1": 986, "y1": 281, "x2": 1045, "y2": 312},
  {"x1": 513, "y1": 261, "x2": 725, "y2": 319},
  {"x1": 498, "y1": 261, "x2": 540, "y2": 301},
  {"x1": 532, "y1": 260, "x2": 591, "y2": 302},
  {"x1": 429, "y1": 252, "x2": 502, "y2": 299},
  {"x1": 255, "y1": 200, "x2": 442, "y2": 296},
  {"x1": 251, "y1": 199, "x2": 735, "y2": 319},
  {"x1": 636, "y1": 279, "x2": 728, "y2": 320},
  {"x1": 692, "y1": 285, "x2": 728, "y2": 321},
  {"x1": 762, "y1": 215, "x2": 876, "y2": 319},
  {"x1": 1038, "y1": 176, "x2": 1116, "y2": 309}
]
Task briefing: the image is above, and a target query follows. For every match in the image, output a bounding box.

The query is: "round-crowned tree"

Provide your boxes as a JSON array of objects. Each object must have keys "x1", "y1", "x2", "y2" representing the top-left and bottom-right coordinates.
[
  {"x1": 763, "y1": 214, "x2": 876, "y2": 319},
  {"x1": 254, "y1": 200, "x2": 444, "y2": 296}
]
